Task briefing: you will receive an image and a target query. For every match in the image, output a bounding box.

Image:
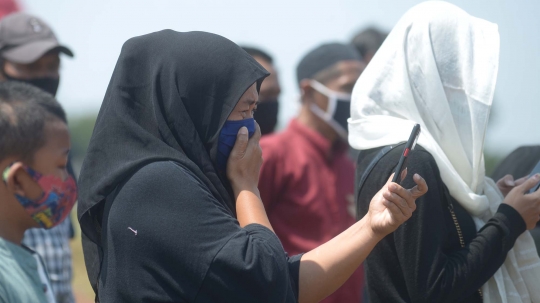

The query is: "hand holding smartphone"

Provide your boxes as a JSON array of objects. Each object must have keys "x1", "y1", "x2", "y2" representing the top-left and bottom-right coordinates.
[{"x1": 392, "y1": 124, "x2": 421, "y2": 184}]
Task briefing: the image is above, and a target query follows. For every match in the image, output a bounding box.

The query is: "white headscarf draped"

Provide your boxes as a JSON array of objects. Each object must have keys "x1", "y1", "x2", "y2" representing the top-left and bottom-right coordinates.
[{"x1": 349, "y1": 2, "x2": 540, "y2": 302}]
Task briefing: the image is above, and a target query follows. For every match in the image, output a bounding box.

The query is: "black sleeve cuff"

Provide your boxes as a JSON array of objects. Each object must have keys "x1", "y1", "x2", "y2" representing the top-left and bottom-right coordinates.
[
  {"x1": 243, "y1": 223, "x2": 283, "y2": 247},
  {"x1": 244, "y1": 224, "x2": 305, "y2": 301},
  {"x1": 287, "y1": 253, "x2": 304, "y2": 301},
  {"x1": 492, "y1": 204, "x2": 527, "y2": 245}
]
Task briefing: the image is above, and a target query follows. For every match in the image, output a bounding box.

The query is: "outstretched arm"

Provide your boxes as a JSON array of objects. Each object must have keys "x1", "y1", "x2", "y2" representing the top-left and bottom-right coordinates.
[
  {"x1": 226, "y1": 124, "x2": 428, "y2": 303},
  {"x1": 298, "y1": 174, "x2": 427, "y2": 303}
]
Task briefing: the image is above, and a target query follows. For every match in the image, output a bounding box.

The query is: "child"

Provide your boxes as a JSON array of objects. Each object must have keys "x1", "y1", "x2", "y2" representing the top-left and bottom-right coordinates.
[{"x1": 0, "y1": 81, "x2": 77, "y2": 303}]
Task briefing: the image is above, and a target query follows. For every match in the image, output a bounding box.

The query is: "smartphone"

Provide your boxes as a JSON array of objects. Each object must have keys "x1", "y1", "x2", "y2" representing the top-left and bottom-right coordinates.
[
  {"x1": 392, "y1": 124, "x2": 421, "y2": 184},
  {"x1": 528, "y1": 160, "x2": 540, "y2": 194}
]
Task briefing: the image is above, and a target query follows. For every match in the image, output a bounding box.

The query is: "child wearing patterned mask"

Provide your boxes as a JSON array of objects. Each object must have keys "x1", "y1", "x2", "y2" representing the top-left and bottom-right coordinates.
[{"x1": 0, "y1": 81, "x2": 76, "y2": 303}]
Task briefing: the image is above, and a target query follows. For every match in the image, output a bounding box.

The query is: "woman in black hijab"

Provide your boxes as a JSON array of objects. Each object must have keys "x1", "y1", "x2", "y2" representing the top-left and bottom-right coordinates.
[{"x1": 78, "y1": 30, "x2": 427, "y2": 303}]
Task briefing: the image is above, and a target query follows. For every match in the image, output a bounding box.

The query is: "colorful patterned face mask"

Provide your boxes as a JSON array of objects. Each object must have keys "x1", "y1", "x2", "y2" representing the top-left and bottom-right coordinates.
[{"x1": 15, "y1": 165, "x2": 77, "y2": 229}]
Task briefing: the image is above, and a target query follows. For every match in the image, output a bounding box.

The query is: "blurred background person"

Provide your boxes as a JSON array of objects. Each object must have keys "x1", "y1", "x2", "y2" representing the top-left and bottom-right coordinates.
[
  {"x1": 0, "y1": 12, "x2": 76, "y2": 303},
  {"x1": 0, "y1": 13, "x2": 73, "y2": 95},
  {"x1": 242, "y1": 46, "x2": 281, "y2": 136},
  {"x1": 492, "y1": 145, "x2": 540, "y2": 182},
  {"x1": 351, "y1": 2, "x2": 540, "y2": 302},
  {"x1": 258, "y1": 43, "x2": 365, "y2": 303},
  {"x1": 350, "y1": 26, "x2": 387, "y2": 65},
  {"x1": 492, "y1": 145, "x2": 540, "y2": 254}
]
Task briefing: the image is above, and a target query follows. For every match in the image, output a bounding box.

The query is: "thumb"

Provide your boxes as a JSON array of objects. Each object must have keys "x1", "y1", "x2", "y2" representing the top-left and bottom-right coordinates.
[
  {"x1": 514, "y1": 176, "x2": 528, "y2": 187},
  {"x1": 499, "y1": 174, "x2": 515, "y2": 187},
  {"x1": 230, "y1": 127, "x2": 249, "y2": 158},
  {"x1": 409, "y1": 173, "x2": 428, "y2": 199},
  {"x1": 517, "y1": 173, "x2": 540, "y2": 193}
]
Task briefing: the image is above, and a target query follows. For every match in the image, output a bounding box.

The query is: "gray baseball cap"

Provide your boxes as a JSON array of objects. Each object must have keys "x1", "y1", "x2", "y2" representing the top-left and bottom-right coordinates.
[{"x1": 0, "y1": 12, "x2": 73, "y2": 64}]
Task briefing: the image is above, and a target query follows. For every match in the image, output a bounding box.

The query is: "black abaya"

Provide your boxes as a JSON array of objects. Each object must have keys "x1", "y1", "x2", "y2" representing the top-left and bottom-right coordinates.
[{"x1": 78, "y1": 30, "x2": 301, "y2": 302}]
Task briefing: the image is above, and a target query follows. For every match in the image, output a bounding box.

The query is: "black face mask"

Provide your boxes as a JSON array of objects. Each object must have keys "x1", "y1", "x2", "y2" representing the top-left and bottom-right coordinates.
[
  {"x1": 254, "y1": 98, "x2": 279, "y2": 135},
  {"x1": 333, "y1": 99, "x2": 350, "y2": 132},
  {"x1": 3, "y1": 72, "x2": 60, "y2": 96}
]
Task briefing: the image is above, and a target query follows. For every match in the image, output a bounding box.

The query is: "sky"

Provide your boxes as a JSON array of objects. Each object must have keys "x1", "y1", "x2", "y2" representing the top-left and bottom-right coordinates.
[{"x1": 21, "y1": 0, "x2": 540, "y2": 156}]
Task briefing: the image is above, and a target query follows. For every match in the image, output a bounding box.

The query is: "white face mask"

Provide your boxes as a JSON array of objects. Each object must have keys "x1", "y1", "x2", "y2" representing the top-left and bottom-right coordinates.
[{"x1": 308, "y1": 80, "x2": 352, "y2": 140}]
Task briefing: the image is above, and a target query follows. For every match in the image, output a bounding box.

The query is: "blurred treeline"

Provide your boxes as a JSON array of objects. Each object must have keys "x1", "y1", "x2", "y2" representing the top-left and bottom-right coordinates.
[
  {"x1": 485, "y1": 154, "x2": 502, "y2": 177},
  {"x1": 68, "y1": 114, "x2": 98, "y2": 174}
]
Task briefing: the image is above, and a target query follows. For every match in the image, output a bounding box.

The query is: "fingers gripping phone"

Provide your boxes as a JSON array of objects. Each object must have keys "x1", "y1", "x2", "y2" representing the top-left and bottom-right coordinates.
[
  {"x1": 528, "y1": 160, "x2": 540, "y2": 194},
  {"x1": 392, "y1": 124, "x2": 421, "y2": 184}
]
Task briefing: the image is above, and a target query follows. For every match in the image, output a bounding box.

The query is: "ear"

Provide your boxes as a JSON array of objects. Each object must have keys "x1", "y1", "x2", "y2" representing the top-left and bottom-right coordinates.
[
  {"x1": 6, "y1": 163, "x2": 42, "y2": 200},
  {"x1": 299, "y1": 79, "x2": 315, "y2": 104},
  {"x1": 5, "y1": 162, "x2": 24, "y2": 195}
]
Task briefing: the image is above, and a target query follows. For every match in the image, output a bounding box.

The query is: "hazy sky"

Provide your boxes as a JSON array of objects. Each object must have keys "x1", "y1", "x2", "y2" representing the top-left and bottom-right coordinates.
[{"x1": 22, "y1": 0, "x2": 540, "y2": 156}]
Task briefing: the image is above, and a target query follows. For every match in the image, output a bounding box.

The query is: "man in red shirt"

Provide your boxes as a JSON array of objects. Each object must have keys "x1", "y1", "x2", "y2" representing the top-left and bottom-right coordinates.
[{"x1": 258, "y1": 43, "x2": 366, "y2": 303}]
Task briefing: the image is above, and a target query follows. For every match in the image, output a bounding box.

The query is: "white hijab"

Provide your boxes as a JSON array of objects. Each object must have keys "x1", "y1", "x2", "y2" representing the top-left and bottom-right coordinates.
[{"x1": 349, "y1": 2, "x2": 540, "y2": 302}]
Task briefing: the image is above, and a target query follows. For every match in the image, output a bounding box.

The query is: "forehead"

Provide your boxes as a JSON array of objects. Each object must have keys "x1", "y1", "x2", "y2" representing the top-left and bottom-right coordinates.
[
  {"x1": 42, "y1": 119, "x2": 69, "y2": 145},
  {"x1": 336, "y1": 60, "x2": 365, "y2": 73},
  {"x1": 233, "y1": 82, "x2": 258, "y2": 108},
  {"x1": 30, "y1": 118, "x2": 69, "y2": 164},
  {"x1": 16, "y1": 51, "x2": 60, "y2": 68},
  {"x1": 321, "y1": 60, "x2": 365, "y2": 85}
]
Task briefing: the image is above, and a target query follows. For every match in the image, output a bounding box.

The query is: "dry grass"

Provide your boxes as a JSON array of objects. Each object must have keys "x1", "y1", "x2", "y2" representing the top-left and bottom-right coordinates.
[{"x1": 69, "y1": 211, "x2": 95, "y2": 303}]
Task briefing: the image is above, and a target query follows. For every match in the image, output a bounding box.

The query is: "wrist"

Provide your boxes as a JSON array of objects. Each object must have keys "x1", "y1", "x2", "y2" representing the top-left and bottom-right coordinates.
[
  {"x1": 232, "y1": 183, "x2": 260, "y2": 199},
  {"x1": 362, "y1": 213, "x2": 387, "y2": 241},
  {"x1": 235, "y1": 188, "x2": 272, "y2": 231}
]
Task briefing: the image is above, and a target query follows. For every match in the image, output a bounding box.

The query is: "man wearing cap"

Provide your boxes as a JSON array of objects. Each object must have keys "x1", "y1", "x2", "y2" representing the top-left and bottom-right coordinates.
[
  {"x1": 0, "y1": 12, "x2": 75, "y2": 303},
  {"x1": 0, "y1": 12, "x2": 73, "y2": 95},
  {"x1": 258, "y1": 43, "x2": 366, "y2": 303}
]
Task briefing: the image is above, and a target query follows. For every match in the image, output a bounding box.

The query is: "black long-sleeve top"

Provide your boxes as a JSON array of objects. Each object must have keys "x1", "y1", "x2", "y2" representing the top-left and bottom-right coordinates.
[
  {"x1": 98, "y1": 161, "x2": 302, "y2": 303},
  {"x1": 356, "y1": 146, "x2": 526, "y2": 303}
]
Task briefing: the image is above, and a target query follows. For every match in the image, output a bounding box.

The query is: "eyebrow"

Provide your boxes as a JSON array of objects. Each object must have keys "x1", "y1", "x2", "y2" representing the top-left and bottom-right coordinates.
[{"x1": 243, "y1": 99, "x2": 259, "y2": 106}]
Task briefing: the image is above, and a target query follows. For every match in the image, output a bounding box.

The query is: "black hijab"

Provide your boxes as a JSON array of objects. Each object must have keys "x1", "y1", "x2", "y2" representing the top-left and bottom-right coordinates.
[{"x1": 77, "y1": 30, "x2": 268, "y2": 291}]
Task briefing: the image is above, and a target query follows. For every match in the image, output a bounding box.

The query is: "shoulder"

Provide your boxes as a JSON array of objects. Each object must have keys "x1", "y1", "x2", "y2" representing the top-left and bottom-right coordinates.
[
  {"x1": 108, "y1": 161, "x2": 236, "y2": 242},
  {"x1": 358, "y1": 145, "x2": 443, "y2": 193},
  {"x1": 260, "y1": 132, "x2": 290, "y2": 152},
  {"x1": 359, "y1": 145, "x2": 439, "y2": 173},
  {"x1": 116, "y1": 161, "x2": 218, "y2": 210},
  {"x1": 127, "y1": 161, "x2": 202, "y2": 190},
  {"x1": 0, "y1": 244, "x2": 39, "y2": 303},
  {"x1": 408, "y1": 147, "x2": 439, "y2": 171},
  {"x1": 132, "y1": 160, "x2": 191, "y2": 177},
  {"x1": 492, "y1": 145, "x2": 540, "y2": 180},
  {"x1": 513, "y1": 145, "x2": 540, "y2": 156},
  {"x1": 260, "y1": 132, "x2": 293, "y2": 165},
  {"x1": 377, "y1": 145, "x2": 439, "y2": 172}
]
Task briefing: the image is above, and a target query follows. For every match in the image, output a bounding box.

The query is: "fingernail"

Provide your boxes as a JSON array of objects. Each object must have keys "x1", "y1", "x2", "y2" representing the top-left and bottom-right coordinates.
[
  {"x1": 505, "y1": 179, "x2": 514, "y2": 186},
  {"x1": 239, "y1": 126, "x2": 248, "y2": 135},
  {"x1": 389, "y1": 184, "x2": 396, "y2": 191},
  {"x1": 534, "y1": 174, "x2": 540, "y2": 180}
]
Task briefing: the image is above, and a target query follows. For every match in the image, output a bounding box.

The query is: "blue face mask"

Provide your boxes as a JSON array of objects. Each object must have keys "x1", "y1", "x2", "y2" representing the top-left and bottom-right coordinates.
[{"x1": 216, "y1": 118, "x2": 255, "y2": 172}]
